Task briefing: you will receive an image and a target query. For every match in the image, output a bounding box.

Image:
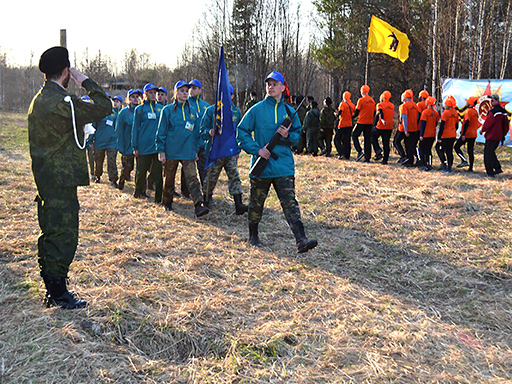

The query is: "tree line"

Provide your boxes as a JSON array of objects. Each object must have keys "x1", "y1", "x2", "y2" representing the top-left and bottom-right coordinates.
[{"x1": 1, "y1": 0, "x2": 511, "y2": 112}]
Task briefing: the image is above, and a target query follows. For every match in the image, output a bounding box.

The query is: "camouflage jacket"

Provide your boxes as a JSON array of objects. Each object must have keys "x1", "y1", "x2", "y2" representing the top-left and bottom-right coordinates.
[
  {"x1": 28, "y1": 78, "x2": 112, "y2": 189},
  {"x1": 319, "y1": 106, "x2": 336, "y2": 131}
]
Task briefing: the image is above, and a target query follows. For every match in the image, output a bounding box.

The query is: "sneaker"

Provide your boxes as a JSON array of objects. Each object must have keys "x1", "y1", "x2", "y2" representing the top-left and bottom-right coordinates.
[
  {"x1": 397, "y1": 156, "x2": 407, "y2": 164},
  {"x1": 495, "y1": 169, "x2": 503, "y2": 175},
  {"x1": 194, "y1": 203, "x2": 209, "y2": 217},
  {"x1": 356, "y1": 152, "x2": 364, "y2": 162},
  {"x1": 374, "y1": 151, "x2": 383, "y2": 161},
  {"x1": 456, "y1": 161, "x2": 469, "y2": 168}
]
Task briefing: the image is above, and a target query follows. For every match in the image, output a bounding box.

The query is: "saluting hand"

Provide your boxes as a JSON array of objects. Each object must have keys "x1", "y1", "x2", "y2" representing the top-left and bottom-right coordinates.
[{"x1": 69, "y1": 68, "x2": 88, "y2": 86}]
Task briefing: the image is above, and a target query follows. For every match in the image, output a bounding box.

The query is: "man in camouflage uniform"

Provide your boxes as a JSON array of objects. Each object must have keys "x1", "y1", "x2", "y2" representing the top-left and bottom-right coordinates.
[
  {"x1": 28, "y1": 47, "x2": 111, "y2": 309},
  {"x1": 244, "y1": 91, "x2": 258, "y2": 115},
  {"x1": 200, "y1": 84, "x2": 248, "y2": 215},
  {"x1": 237, "y1": 71, "x2": 317, "y2": 253}
]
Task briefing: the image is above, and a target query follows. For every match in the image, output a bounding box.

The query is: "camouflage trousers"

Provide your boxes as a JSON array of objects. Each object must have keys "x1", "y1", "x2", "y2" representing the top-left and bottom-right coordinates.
[
  {"x1": 35, "y1": 186, "x2": 79, "y2": 277},
  {"x1": 119, "y1": 154, "x2": 135, "y2": 184},
  {"x1": 181, "y1": 147, "x2": 207, "y2": 196},
  {"x1": 163, "y1": 159, "x2": 204, "y2": 206},
  {"x1": 249, "y1": 175, "x2": 301, "y2": 225},
  {"x1": 87, "y1": 147, "x2": 95, "y2": 176},
  {"x1": 94, "y1": 148, "x2": 118, "y2": 182},
  {"x1": 204, "y1": 155, "x2": 243, "y2": 197}
]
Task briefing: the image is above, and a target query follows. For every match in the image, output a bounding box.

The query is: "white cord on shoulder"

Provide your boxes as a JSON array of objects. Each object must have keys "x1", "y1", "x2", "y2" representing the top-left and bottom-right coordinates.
[{"x1": 64, "y1": 96, "x2": 87, "y2": 150}]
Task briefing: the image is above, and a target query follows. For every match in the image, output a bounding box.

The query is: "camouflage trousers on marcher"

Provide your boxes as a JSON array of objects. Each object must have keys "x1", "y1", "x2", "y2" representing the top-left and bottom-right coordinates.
[
  {"x1": 249, "y1": 175, "x2": 301, "y2": 225},
  {"x1": 181, "y1": 147, "x2": 207, "y2": 196},
  {"x1": 204, "y1": 155, "x2": 243, "y2": 197},
  {"x1": 119, "y1": 154, "x2": 135, "y2": 183},
  {"x1": 87, "y1": 147, "x2": 95, "y2": 176},
  {"x1": 35, "y1": 186, "x2": 79, "y2": 277},
  {"x1": 163, "y1": 159, "x2": 204, "y2": 206},
  {"x1": 94, "y1": 148, "x2": 118, "y2": 182}
]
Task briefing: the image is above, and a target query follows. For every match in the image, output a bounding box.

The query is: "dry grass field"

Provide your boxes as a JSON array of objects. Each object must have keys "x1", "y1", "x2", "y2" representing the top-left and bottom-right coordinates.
[{"x1": 1, "y1": 111, "x2": 511, "y2": 383}]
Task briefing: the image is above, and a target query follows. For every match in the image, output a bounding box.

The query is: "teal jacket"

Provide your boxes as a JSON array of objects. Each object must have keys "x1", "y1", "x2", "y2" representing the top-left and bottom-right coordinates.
[
  {"x1": 116, "y1": 105, "x2": 136, "y2": 155},
  {"x1": 156, "y1": 101, "x2": 200, "y2": 161},
  {"x1": 189, "y1": 95, "x2": 209, "y2": 148},
  {"x1": 92, "y1": 112, "x2": 117, "y2": 150},
  {"x1": 132, "y1": 100, "x2": 163, "y2": 155},
  {"x1": 237, "y1": 96, "x2": 301, "y2": 178},
  {"x1": 200, "y1": 103, "x2": 242, "y2": 154}
]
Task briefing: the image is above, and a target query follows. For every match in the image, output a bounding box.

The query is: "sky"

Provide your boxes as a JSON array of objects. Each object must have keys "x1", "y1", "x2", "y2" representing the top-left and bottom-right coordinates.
[{"x1": 2, "y1": 0, "x2": 314, "y2": 69}]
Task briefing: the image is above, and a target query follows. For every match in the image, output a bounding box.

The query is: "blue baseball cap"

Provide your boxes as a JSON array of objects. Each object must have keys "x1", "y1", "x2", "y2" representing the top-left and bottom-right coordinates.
[
  {"x1": 143, "y1": 83, "x2": 158, "y2": 93},
  {"x1": 127, "y1": 88, "x2": 141, "y2": 98},
  {"x1": 265, "y1": 71, "x2": 285, "y2": 84},
  {"x1": 112, "y1": 95, "x2": 123, "y2": 103},
  {"x1": 228, "y1": 84, "x2": 234, "y2": 95},
  {"x1": 189, "y1": 79, "x2": 202, "y2": 88},
  {"x1": 174, "y1": 80, "x2": 190, "y2": 90},
  {"x1": 135, "y1": 88, "x2": 143, "y2": 95},
  {"x1": 81, "y1": 95, "x2": 91, "y2": 101},
  {"x1": 158, "y1": 87, "x2": 167, "y2": 95}
]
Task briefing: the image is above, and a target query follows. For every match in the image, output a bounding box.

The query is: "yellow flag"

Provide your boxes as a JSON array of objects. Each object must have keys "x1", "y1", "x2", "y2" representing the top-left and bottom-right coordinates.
[{"x1": 367, "y1": 15, "x2": 410, "y2": 63}]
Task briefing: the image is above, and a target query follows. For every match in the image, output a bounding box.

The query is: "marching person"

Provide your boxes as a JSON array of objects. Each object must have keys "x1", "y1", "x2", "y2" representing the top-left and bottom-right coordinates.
[
  {"x1": 454, "y1": 96, "x2": 479, "y2": 171},
  {"x1": 400, "y1": 89, "x2": 420, "y2": 167},
  {"x1": 188, "y1": 79, "x2": 210, "y2": 190},
  {"x1": 92, "y1": 100, "x2": 118, "y2": 187},
  {"x1": 200, "y1": 84, "x2": 248, "y2": 214},
  {"x1": 156, "y1": 80, "x2": 209, "y2": 217},
  {"x1": 437, "y1": 96, "x2": 459, "y2": 173},
  {"x1": 394, "y1": 92, "x2": 408, "y2": 164},
  {"x1": 318, "y1": 97, "x2": 336, "y2": 157},
  {"x1": 112, "y1": 95, "x2": 123, "y2": 115},
  {"x1": 352, "y1": 85, "x2": 376, "y2": 162},
  {"x1": 132, "y1": 83, "x2": 163, "y2": 202},
  {"x1": 237, "y1": 71, "x2": 317, "y2": 253},
  {"x1": 335, "y1": 91, "x2": 355, "y2": 160},
  {"x1": 481, "y1": 94, "x2": 511, "y2": 177},
  {"x1": 371, "y1": 90, "x2": 394, "y2": 164},
  {"x1": 116, "y1": 88, "x2": 141, "y2": 190},
  {"x1": 28, "y1": 46, "x2": 112, "y2": 308},
  {"x1": 157, "y1": 86, "x2": 168, "y2": 106},
  {"x1": 244, "y1": 91, "x2": 258, "y2": 114},
  {"x1": 293, "y1": 95, "x2": 309, "y2": 154},
  {"x1": 304, "y1": 100, "x2": 320, "y2": 156},
  {"x1": 419, "y1": 96, "x2": 440, "y2": 171},
  {"x1": 82, "y1": 95, "x2": 96, "y2": 179}
]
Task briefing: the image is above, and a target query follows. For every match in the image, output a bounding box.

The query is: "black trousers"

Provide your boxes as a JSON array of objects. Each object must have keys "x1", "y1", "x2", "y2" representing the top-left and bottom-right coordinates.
[
  {"x1": 455, "y1": 137, "x2": 476, "y2": 169},
  {"x1": 393, "y1": 131, "x2": 406, "y2": 158},
  {"x1": 484, "y1": 140, "x2": 502, "y2": 176},
  {"x1": 404, "y1": 131, "x2": 419, "y2": 165},
  {"x1": 318, "y1": 129, "x2": 334, "y2": 155},
  {"x1": 371, "y1": 128, "x2": 392, "y2": 163},
  {"x1": 334, "y1": 126, "x2": 352, "y2": 159},
  {"x1": 352, "y1": 123, "x2": 372, "y2": 160},
  {"x1": 419, "y1": 137, "x2": 435, "y2": 166},
  {"x1": 439, "y1": 138, "x2": 456, "y2": 170}
]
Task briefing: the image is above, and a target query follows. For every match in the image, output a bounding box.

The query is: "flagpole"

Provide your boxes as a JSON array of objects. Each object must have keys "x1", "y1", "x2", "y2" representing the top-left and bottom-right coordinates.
[{"x1": 365, "y1": 51, "x2": 369, "y2": 85}]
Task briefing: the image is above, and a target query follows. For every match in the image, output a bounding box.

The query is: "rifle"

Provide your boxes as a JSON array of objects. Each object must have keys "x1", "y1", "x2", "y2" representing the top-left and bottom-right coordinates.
[{"x1": 249, "y1": 97, "x2": 305, "y2": 178}]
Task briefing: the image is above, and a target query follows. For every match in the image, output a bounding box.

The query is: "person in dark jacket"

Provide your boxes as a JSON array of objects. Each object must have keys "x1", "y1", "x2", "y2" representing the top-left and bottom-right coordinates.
[
  {"x1": 481, "y1": 94, "x2": 511, "y2": 177},
  {"x1": 304, "y1": 100, "x2": 320, "y2": 155},
  {"x1": 318, "y1": 97, "x2": 336, "y2": 156},
  {"x1": 28, "y1": 46, "x2": 111, "y2": 309}
]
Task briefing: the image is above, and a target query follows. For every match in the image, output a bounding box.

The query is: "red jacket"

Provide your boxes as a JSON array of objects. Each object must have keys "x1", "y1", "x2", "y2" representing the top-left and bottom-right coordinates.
[{"x1": 481, "y1": 106, "x2": 510, "y2": 141}]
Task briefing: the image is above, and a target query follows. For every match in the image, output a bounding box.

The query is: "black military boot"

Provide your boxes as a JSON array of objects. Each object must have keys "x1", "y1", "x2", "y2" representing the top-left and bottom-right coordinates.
[
  {"x1": 41, "y1": 272, "x2": 87, "y2": 309},
  {"x1": 233, "y1": 194, "x2": 248, "y2": 215},
  {"x1": 194, "y1": 202, "x2": 210, "y2": 217},
  {"x1": 249, "y1": 223, "x2": 262, "y2": 247},
  {"x1": 291, "y1": 221, "x2": 318, "y2": 253},
  {"x1": 118, "y1": 177, "x2": 125, "y2": 190}
]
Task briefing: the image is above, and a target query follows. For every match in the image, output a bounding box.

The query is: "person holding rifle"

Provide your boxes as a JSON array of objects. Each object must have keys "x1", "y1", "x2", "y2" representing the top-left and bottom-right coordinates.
[{"x1": 237, "y1": 71, "x2": 317, "y2": 253}]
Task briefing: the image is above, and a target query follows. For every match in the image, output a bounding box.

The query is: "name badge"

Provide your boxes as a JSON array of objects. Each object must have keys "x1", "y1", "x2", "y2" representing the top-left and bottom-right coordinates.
[
  {"x1": 185, "y1": 121, "x2": 194, "y2": 131},
  {"x1": 147, "y1": 112, "x2": 157, "y2": 120},
  {"x1": 106, "y1": 120, "x2": 113, "y2": 126}
]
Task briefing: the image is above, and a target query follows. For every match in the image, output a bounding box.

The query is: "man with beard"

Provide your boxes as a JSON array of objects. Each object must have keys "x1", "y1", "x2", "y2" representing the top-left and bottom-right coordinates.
[{"x1": 28, "y1": 46, "x2": 112, "y2": 309}]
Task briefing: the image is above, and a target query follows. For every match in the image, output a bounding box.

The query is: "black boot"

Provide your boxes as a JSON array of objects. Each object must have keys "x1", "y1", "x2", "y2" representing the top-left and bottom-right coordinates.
[
  {"x1": 194, "y1": 202, "x2": 210, "y2": 217},
  {"x1": 118, "y1": 177, "x2": 125, "y2": 190},
  {"x1": 41, "y1": 272, "x2": 87, "y2": 309},
  {"x1": 291, "y1": 221, "x2": 318, "y2": 253},
  {"x1": 249, "y1": 223, "x2": 262, "y2": 247},
  {"x1": 233, "y1": 194, "x2": 248, "y2": 215}
]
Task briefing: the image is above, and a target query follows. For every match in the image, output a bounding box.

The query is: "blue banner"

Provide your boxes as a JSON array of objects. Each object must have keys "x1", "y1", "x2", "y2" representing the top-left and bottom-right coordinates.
[
  {"x1": 442, "y1": 79, "x2": 512, "y2": 146},
  {"x1": 205, "y1": 46, "x2": 240, "y2": 169}
]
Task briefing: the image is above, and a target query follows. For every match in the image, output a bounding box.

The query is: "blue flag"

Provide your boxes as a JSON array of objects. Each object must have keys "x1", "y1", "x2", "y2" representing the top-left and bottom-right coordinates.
[{"x1": 205, "y1": 46, "x2": 240, "y2": 169}]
